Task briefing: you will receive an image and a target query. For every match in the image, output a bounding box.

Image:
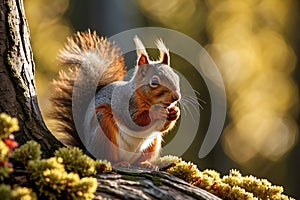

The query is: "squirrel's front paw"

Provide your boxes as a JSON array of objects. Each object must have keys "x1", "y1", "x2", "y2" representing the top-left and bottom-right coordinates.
[
  {"x1": 167, "y1": 106, "x2": 180, "y2": 121},
  {"x1": 150, "y1": 105, "x2": 168, "y2": 121}
]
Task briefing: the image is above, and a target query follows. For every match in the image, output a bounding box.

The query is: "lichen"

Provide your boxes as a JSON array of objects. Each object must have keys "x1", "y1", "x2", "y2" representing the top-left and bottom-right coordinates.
[
  {"x1": 0, "y1": 184, "x2": 37, "y2": 200},
  {"x1": 202, "y1": 169, "x2": 220, "y2": 180},
  {"x1": 28, "y1": 157, "x2": 97, "y2": 200},
  {"x1": 0, "y1": 113, "x2": 19, "y2": 181},
  {"x1": 223, "y1": 169, "x2": 287, "y2": 200},
  {"x1": 0, "y1": 113, "x2": 19, "y2": 139},
  {"x1": 54, "y1": 147, "x2": 112, "y2": 177},
  {"x1": 11, "y1": 142, "x2": 111, "y2": 199},
  {"x1": 0, "y1": 165, "x2": 11, "y2": 181},
  {"x1": 166, "y1": 160, "x2": 200, "y2": 182},
  {"x1": 159, "y1": 156, "x2": 295, "y2": 200},
  {"x1": 0, "y1": 140, "x2": 10, "y2": 162},
  {"x1": 13, "y1": 186, "x2": 37, "y2": 200},
  {"x1": 95, "y1": 159, "x2": 112, "y2": 173},
  {"x1": 0, "y1": 113, "x2": 112, "y2": 199},
  {"x1": 13, "y1": 140, "x2": 41, "y2": 165}
]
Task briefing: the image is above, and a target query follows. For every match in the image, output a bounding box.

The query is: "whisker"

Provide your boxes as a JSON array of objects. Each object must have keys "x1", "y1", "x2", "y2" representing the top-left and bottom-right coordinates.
[
  {"x1": 179, "y1": 100, "x2": 195, "y2": 121},
  {"x1": 193, "y1": 89, "x2": 201, "y2": 96},
  {"x1": 193, "y1": 89, "x2": 207, "y2": 105},
  {"x1": 180, "y1": 98, "x2": 197, "y2": 116},
  {"x1": 182, "y1": 95, "x2": 203, "y2": 110},
  {"x1": 179, "y1": 101, "x2": 187, "y2": 116},
  {"x1": 178, "y1": 89, "x2": 207, "y2": 122},
  {"x1": 182, "y1": 97, "x2": 200, "y2": 111},
  {"x1": 197, "y1": 98, "x2": 206, "y2": 105}
]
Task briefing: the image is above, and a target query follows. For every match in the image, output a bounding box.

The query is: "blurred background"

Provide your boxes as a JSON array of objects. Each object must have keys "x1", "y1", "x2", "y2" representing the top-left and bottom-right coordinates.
[{"x1": 24, "y1": 0, "x2": 300, "y2": 198}]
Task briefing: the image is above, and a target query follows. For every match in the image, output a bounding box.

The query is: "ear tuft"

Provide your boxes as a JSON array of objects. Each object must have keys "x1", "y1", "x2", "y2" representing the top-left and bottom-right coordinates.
[
  {"x1": 134, "y1": 36, "x2": 149, "y2": 66},
  {"x1": 156, "y1": 39, "x2": 170, "y2": 65}
]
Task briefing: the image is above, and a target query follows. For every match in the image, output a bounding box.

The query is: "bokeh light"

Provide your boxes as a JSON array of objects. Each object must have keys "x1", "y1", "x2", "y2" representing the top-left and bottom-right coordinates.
[
  {"x1": 137, "y1": 0, "x2": 207, "y2": 40},
  {"x1": 205, "y1": 0, "x2": 298, "y2": 165}
]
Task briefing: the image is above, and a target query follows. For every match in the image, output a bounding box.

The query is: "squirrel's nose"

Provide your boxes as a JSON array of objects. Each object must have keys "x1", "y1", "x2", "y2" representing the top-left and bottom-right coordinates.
[{"x1": 172, "y1": 91, "x2": 181, "y2": 101}]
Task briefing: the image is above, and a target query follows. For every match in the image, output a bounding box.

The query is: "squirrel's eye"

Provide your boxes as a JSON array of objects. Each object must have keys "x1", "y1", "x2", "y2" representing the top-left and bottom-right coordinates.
[{"x1": 150, "y1": 76, "x2": 160, "y2": 88}]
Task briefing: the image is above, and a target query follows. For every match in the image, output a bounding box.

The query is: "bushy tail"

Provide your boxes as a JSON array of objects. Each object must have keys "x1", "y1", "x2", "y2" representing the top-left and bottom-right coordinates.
[{"x1": 49, "y1": 30, "x2": 125, "y2": 148}]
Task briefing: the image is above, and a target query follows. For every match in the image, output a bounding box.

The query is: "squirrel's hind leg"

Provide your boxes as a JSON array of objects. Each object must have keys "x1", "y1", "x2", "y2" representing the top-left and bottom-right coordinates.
[
  {"x1": 133, "y1": 137, "x2": 161, "y2": 170},
  {"x1": 95, "y1": 104, "x2": 119, "y2": 162}
]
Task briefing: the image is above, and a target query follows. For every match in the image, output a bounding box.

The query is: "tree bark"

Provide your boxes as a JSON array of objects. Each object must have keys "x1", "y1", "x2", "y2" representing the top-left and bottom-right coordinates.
[
  {"x1": 94, "y1": 169, "x2": 221, "y2": 200},
  {"x1": 0, "y1": 0, "x2": 62, "y2": 155},
  {"x1": 0, "y1": 0, "x2": 221, "y2": 199}
]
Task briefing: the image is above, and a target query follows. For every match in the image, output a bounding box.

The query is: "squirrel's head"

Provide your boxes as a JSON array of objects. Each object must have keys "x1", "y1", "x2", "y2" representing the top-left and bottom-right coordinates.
[{"x1": 133, "y1": 36, "x2": 181, "y2": 108}]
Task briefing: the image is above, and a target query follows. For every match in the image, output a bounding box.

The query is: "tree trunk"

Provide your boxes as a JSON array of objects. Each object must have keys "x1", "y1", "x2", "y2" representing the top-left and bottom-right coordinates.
[
  {"x1": 0, "y1": 0, "x2": 62, "y2": 155},
  {"x1": 0, "y1": 0, "x2": 221, "y2": 199}
]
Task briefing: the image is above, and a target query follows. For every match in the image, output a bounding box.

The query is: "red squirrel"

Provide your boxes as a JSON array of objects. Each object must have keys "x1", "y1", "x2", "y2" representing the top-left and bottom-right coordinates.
[{"x1": 50, "y1": 30, "x2": 181, "y2": 168}]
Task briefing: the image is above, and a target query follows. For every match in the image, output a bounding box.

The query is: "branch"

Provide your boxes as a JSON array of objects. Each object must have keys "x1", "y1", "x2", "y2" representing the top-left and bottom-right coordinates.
[{"x1": 90, "y1": 169, "x2": 220, "y2": 200}]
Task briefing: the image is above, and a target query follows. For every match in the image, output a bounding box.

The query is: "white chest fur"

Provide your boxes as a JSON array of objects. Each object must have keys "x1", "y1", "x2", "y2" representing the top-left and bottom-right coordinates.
[{"x1": 116, "y1": 124, "x2": 162, "y2": 163}]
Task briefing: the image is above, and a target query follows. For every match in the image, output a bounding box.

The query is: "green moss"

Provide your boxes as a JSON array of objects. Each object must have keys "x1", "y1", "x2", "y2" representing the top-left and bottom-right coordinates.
[
  {"x1": 223, "y1": 169, "x2": 287, "y2": 200},
  {"x1": 0, "y1": 184, "x2": 37, "y2": 200},
  {"x1": 228, "y1": 186, "x2": 256, "y2": 200},
  {"x1": 0, "y1": 184, "x2": 15, "y2": 200},
  {"x1": 13, "y1": 186, "x2": 37, "y2": 200},
  {"x1": 54, "y1": 147, "x2": 112, "y2": 177},
  {"x1": 0, "y1": 140, "x2": 12, "y2": 181},
  {"x1": 0, "y1": 113, "x2": 19, "y2": 139},
  {"x1": 95, "y1": 159, "x2": 112, "y2": 173},
  {"x1": 161, "y1": 157, "x2": 295, "y2": 200},
  {"x1": 54, "y1": 147, "x2": 95, "y2": 176},
  {"x1": 0, "y1": 114, "x2": 103, "y2": 199},
  {"x1": 202, "y1": 169, "x2": 220, "y2": 180},
  {"x1": 166, "y1": 160, "x2": 200, "y2": 182},
  {"x1": 13, "y1": 140, "x2": 41, "y2": 165},
  {"x1": 0, "y1": 113, "x2": 19, "y2": 182},
  {"x1": 0, "y1": 166, "x2": 12, "y2": 181},
  {"x1": 0, "y1": 140, "x2": 10, "y2": 162},
  {"x1": 54, "y1": 147, "x2": 97, "y2": 177},
  {"x1": 28, "y1": 157, "x2": 97, "y2": 200}
]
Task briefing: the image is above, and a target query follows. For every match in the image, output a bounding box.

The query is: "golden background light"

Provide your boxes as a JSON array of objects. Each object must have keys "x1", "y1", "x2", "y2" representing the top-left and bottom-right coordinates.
[
  {"x1": 138, "y1": 0, "x2": 207, "y2": 40},
  {"x1": 205, "y1": 0, "x2": 298, "y2": 165}
]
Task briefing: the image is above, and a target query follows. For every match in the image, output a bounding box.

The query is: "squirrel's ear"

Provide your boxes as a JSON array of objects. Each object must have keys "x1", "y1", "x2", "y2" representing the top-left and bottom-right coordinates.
[
  {"x1": 137, "y1": 54, "x2": 149, "y2": 66},
  {"x1": 134, "y1": 36, "x2": 149, "y2": 66},
  {"x1": 156, "y1": 39, "x2": 170, "y2": 66}
]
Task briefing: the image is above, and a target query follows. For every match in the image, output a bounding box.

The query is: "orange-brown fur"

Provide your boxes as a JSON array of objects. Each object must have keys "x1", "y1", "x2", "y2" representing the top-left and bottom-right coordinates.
[
  {"x1": 95, "y1": 104, "x2": 119, "y2": 162},
  {"x1": 133, "y1": 87, "x2": 179, "y2": 133}
]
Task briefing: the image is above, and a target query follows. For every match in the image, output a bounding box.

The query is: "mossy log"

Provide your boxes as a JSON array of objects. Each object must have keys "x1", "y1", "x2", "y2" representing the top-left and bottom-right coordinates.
[
  {"x1": 95, "y1": 169, "x2": 220, "y2": 200},
  {"x1": 12, "y1": 167, "x2": 221, "y2": 199}
]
